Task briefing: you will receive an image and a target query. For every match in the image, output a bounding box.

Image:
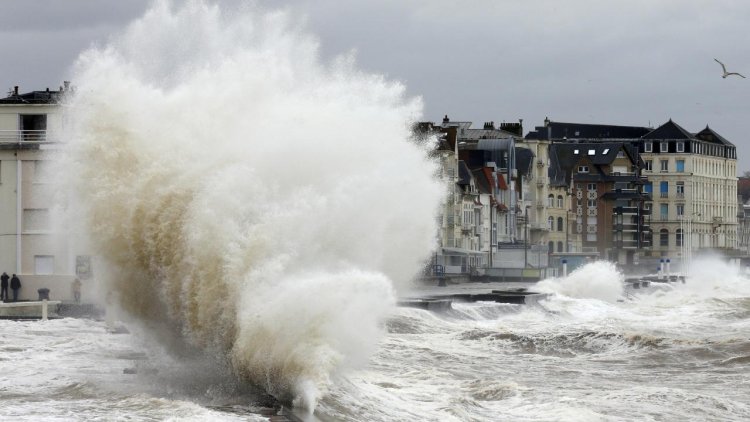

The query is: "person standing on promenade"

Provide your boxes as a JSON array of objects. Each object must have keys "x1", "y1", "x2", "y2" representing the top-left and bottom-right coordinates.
[
  {"x1": 0, "y1": 272, "x2": 8, "y2": 302},
  {"x1": 10, "y1": 274, "x2": 21, "y2": 302}
]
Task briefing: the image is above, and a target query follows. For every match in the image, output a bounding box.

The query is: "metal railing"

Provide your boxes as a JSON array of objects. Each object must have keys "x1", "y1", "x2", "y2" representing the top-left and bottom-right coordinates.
[{"x1": 0, "y1": 130, "x2": 48, "y2": 143}]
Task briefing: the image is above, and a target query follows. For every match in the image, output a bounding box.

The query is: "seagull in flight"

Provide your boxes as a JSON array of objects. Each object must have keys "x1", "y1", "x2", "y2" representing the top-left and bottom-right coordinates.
[{"x1": 714, "y1": 58, "x2": 745, "y2": 79}]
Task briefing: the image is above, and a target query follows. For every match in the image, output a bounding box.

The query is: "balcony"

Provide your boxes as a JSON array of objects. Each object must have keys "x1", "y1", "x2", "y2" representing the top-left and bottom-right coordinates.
[
  {"x1": 676, "y1": 192, "x2": 685, "y2": 199},
  {"x1": 0, "y1": 130, "x2": 49, "y2": 143},
  {"x1": 659, "y1": 192, "x2": 669, "y2": 198},
  {"x1": 613, "y1": 206, "x2": 639, "y2": 215}
]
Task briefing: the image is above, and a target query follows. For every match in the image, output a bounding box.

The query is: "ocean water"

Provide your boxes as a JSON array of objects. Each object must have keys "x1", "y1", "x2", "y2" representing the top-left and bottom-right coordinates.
[{"x1": 2, "y1": 258, "x2": 749, "y2": 421}]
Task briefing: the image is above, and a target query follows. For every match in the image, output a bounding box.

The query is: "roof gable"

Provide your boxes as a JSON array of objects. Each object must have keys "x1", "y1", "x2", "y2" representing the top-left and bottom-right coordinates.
[
  {"x1": 642, "y1": 119, "x2": 695, "y2": 140},
  {"x1": 694, "y1": 126, "x2": 734, "y2": 146}
]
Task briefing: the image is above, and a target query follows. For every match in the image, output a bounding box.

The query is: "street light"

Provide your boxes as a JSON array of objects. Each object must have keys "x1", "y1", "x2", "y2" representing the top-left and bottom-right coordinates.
[{"x1": 524, "y1": 205, "x2": 531, "y2": 268}]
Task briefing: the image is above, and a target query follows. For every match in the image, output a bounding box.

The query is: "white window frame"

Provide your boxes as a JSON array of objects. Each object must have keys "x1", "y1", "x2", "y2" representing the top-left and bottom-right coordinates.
[
  {"x1": 644, "y1": 142, "x2": 653, "y2": 153},
  {"x1": 660, "y1": 142, "x2": 669, "y2": 153},
  {"x1": 676, "y1": 142, "x2": 685, "y2": 153},
  {"x1": 578, "y1": 166, "x2": 589, "y2": 173}
]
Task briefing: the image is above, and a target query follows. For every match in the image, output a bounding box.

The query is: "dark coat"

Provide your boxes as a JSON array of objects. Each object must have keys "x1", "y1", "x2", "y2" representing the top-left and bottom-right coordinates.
[
  {"x1": 0, "y1": 273, "x2": 8, "y2": 288},
  {"x1": 10, "y1": 275, "x2": 20, "y2": 290}
]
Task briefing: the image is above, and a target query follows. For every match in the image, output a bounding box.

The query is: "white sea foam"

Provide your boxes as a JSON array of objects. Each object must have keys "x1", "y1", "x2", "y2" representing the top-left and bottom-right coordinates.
[
  {"x1": 534, "y1": 261, "x2": 624, "y2": 302},
  {"x1": 57, "y1": 0, "x2": 444, "y2": 410}
]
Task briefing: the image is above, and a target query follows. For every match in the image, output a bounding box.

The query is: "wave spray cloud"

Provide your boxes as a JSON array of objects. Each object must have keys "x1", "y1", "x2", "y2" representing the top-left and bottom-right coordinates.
[{"x1": 61, "y1": 0, "x2": 444, "y2": 411}]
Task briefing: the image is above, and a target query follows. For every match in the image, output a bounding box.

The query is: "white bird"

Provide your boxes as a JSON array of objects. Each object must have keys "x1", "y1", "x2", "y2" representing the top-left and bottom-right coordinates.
[{"x1": 714, "y1": 58, "x2": 745, "y2": 79}]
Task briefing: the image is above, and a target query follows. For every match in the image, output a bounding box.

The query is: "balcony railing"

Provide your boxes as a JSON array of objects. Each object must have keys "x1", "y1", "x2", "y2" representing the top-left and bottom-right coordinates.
[
  {"x1": 0, "y1": 130, "x2": 49, "y2": 143},
  {"x1": 676, "y1": 192, "x2": 685, "y2": 199},
  {"x1": 659, "y1": 192, "x2": 668, "y2": 198}
]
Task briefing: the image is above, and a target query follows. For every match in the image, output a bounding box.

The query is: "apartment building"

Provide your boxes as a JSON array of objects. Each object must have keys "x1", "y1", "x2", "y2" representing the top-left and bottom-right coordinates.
[{"x1": 640, "y1": 120, "x2": 738, "y2": 259}]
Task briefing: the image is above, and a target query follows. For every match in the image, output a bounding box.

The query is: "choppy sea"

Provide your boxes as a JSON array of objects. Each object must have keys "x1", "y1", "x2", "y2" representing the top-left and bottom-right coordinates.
[{"x1": 1, "y1": 260, "x2": 749, "y2": 421}]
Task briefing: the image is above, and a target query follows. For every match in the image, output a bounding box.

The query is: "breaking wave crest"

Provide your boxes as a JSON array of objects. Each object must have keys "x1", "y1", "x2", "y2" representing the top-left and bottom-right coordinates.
[{"x1": 59, "y1": 0, "x2": 444, "y2": 411}]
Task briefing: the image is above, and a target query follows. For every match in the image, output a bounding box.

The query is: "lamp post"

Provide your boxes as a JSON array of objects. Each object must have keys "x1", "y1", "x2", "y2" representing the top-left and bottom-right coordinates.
[{"x1": 524, "y1": 205, "x2": 531, "y2": 268}]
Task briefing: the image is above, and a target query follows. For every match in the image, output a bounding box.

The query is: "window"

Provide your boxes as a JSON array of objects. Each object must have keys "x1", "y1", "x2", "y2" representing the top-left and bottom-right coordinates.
[
  {"x1": 660, "y1": 160, "x2": 668, "y2": 172},
  {"x1": 23, "y1": 209, "x2": 50, "y2": 231},
  {"x1": 588, "y1": 149, "x2": 596, "y2": 155},
  {"x1": 557, "y1": 195, "x2": 563, "y2": 208},
  {"x1": 660, "y1": 142, "x2": 668, "y2": 153},
  {"x1": 676, "y1": 160, "x2": 685, "y2": 172},
  {"x1": 557, "y1": 241, "x2": 564, "y2": 252},
  {"x1": 34, "y1": 255, "x2": 54, "y2": 275},
  {"x1": 548, "y1": 216, "x2": 554, "y2": 230},
  {"x1": 676, "y1": 182, "x2": 685, "y2": 198},
  {"x1": 548, "y1": 241, "x2": 554, "y2": 253},
  {"x1": 660, "y1": 181, "x2": 668, "y2": 198},
  {"x1": 676, "y1": 142, "x2": 685, "y2": 153},
  {"x1": 676, "y1": 229, "x2": 683, "y2": 247},
  {"x1": 603, "y1": 148, "x2": 610, "y2": 154},
  {"x1": 660, "y1": 229, "x2": 669, "y2": 246},
  {"x1": 644, "y1": 142, "x2": 653, "y2": 153},
  {"x1": 644, "y1": 182, "x2": 653, "y2": 194},
  {"x1": 548, "y1": 194, "x2": 555, "y2": 207},
  {"x1": 578, "y1": 165, "x2": 589, "y2": 173},
  {"x1": 644, "y1": 160, "x2": 652, "y2": 171},
  {"x1": 617, "y1": 150, "x2": 625, "y2": 158},
  {"x1": 588, "y1": 199, "x2": 597, "y2": 207},
  {"x1": 677, "y1": 204, "x2": 684, "y2": 216},
  {"x1": 587, "y1": 183, "x2": 597, "y2": 191},
  {"x1": 574, "y1": 149, "x2": 580, "y2": 154},
  {"x1": 660, "y1": 204, "x2": 668, "y2": 221},
  {"x1": 557, "y1": 217, "x2": 564, "y2": 231}
]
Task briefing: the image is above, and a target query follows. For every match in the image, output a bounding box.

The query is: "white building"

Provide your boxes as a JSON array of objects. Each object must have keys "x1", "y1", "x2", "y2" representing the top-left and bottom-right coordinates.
[
  {"x1": 0, "y1": 84, "x2": 91, "y2": 302},
  {"x1": 640, "y1": 120, "x2": 738, "y2": 262}
]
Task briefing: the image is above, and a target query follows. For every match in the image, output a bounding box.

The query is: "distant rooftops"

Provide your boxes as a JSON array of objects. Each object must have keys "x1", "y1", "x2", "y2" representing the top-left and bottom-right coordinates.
[
  {"x1": 0, "y1": 82, "x2": 72, "y2": 105},
  {"x1": 526, "y1": 118, "x2": 734, "y2": 147}
]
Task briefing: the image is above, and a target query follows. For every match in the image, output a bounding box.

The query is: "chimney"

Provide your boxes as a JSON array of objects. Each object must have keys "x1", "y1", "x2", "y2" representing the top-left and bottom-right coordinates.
[
  {"x1": 14, "y1": 86, "x2": 18, "y2": 96},
  {"x1": 443, "y1": 114, "x2": 450, "y2": 124},
  {"x1": 63, "y1": 81, "x2": 70, "y2": 91}
]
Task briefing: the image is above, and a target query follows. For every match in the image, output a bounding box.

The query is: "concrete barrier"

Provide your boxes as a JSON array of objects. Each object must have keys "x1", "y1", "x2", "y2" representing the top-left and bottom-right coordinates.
[{"x1": 0, "y1": 300, "x2": 62, "y2": 319}]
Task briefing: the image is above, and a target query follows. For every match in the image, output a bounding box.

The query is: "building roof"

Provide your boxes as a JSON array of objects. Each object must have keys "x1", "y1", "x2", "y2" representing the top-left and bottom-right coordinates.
[
  {"x1": 457, "y1": 161, "x2": 472, "y2": 186},
  {"x1": 642, "y1": 119, "x2": 695, "y2": 140},
  {"x1": 515, "y1": 147, "x2": 535, "y2": 177},
  {"x1": 526, "y1": 120, "x2": 651, "y2": 140},
  {"x1": 549, "y1": 142, "x2": 638, "y2": 186},
  {"x1": 0, "y1": 88, "x2": 64, "y2": 104},
  {"x1": 694, "y1": 126, "x2": 734, "y2": 146}
]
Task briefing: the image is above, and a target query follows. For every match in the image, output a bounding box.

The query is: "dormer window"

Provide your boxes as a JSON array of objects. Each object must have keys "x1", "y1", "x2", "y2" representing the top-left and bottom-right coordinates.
[
  {"x1": 644, "y1": 142, "x2": 653, "y2": 152},
  {"x1": 660, "y1": 142, "x2": 668, "y2": 152},
  {"x1": 578, "y1": 165, "x2": 589, "y2": 173},
  {"x1": 676, "y1": 141, "x2": 684, "y2": 153},
  {"x1": 588, "y1": 149, "x2": 595, "y2": 155}
]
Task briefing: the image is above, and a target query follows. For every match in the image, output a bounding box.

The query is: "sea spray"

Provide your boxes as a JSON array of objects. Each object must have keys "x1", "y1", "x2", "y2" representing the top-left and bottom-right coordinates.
[
  {"x1": 535, "y1": 261, "x2": 624, "y2": 302},
  {"x1": 58, "y1": 0, "x2": 444, "y2": 410}
]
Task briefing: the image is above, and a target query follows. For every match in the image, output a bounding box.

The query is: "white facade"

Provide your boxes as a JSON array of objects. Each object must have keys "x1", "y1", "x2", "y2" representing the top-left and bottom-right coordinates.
[
  {"x1": 641, "y1": 132, "x2": 738, "y2": 260},
  {"x1": 0, "y1": 92, "x2": 93, "y2": 302}
]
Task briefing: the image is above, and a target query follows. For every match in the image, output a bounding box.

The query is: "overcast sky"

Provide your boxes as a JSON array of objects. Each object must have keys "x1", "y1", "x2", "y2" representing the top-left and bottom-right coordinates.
[{"x1": 2, "y1": 0, "x2": 748, "y2": 169}]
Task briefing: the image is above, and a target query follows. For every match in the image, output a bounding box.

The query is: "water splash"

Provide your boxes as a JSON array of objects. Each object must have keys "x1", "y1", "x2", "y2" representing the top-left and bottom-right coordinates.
[
  {"x1": 59, "y1": 0, "x2": 444, "y2": 411},
  {"x1": 534, "y1": 261, "x2": 624, "y2": 302}
]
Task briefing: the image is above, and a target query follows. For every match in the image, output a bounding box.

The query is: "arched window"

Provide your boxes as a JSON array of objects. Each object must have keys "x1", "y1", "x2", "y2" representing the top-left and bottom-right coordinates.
[
  {"x1": 557, "y1": 195, "x2": 563, "y2": 208},
  {"x1": 557, "y1": 241, "x2": 563, "y2": 252},
  {"x1": 660, "y1": 229, "x2": 669, "y2": 247},
  {"x1": 548, "y1": 216, "x2": 554, "y2": 230},
  {"x1": 548, "y1": 241, "x2": 554, "y2": 254},
  {"x1": 557, "y1": 217, "x2": 564, "y2": 231},
  {"x1": 676, "y1": 229, "x2": 683, "y2": 247},
  {"x1": 548, "y1": 194, "x2": 555, "y2": 207}
]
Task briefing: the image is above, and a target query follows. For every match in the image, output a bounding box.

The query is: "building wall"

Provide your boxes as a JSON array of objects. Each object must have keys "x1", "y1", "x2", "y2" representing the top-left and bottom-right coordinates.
[{"x1": 642, "y1": 142, "x2": 738, "y2": 258}]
